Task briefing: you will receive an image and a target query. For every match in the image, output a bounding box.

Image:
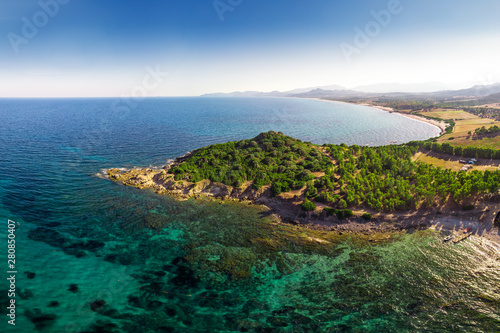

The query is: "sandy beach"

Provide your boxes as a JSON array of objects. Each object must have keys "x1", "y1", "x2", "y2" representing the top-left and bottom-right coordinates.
[
  {"x1": 301, "y1": 97, "x2": 448, "y2": 136},
  {"x1": 391, "y1": 111, "x2": 448, "y2": 135},
  {"x1": 358, "y1": 103, "x2": 448, "y2": 135}
]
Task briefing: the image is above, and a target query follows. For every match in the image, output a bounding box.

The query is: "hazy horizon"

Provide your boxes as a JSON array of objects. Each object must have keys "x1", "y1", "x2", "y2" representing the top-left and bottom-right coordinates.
[{"x1": 1, "y1": 0, "x2": 500, "y2": 97}]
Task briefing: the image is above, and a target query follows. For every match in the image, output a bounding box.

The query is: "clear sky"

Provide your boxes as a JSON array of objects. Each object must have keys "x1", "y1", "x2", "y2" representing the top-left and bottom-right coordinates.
[{"x1": 1, "y1": 0, "x2": 499, "y2": 97}]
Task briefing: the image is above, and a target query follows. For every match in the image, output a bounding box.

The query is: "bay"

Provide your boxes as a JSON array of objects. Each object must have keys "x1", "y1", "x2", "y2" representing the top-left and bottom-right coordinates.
[{"x1": 1, "y1": 97, "x2": 498, "y2": 332}]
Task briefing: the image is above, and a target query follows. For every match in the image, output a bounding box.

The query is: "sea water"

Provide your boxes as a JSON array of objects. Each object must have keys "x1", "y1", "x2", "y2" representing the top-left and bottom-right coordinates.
[{"x1": 0, "y1": 97, "x2": 498, "y2": 332}]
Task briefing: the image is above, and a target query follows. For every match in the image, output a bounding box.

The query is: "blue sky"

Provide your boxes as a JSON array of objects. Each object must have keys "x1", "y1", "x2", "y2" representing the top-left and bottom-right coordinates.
[{"x1": 1, "y1": 0, "x2": 500, "y2": 97}]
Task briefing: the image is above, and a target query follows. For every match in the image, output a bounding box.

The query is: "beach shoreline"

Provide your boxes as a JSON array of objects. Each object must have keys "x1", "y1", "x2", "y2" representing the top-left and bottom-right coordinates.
[{"x1": 300, "y1": 97, "x2": 448, "y2": 136}]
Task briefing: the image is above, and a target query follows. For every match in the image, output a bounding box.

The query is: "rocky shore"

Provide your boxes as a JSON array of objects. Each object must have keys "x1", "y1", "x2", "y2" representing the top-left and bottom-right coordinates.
[{"x1": 100, "y1": 164, "x2": 500, "y2": 240}]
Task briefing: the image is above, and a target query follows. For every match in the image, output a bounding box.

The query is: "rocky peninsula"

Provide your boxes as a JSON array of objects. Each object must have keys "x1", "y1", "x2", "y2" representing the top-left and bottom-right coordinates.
[{"x1": 101, "y1": 132, "x2": 500, "y2": 239}]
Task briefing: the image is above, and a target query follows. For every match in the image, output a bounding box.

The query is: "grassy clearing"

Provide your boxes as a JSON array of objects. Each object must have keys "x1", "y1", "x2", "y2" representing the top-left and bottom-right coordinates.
[
  {"x1": 413, "y1": 152, "x2": 463, "y2": 171},
  {"x1": 419, "y1": 109, "x2": 477, "y2": 120},
  {"x1": 410, "y1": 108, "x2": 500, "y2": 170},
  {"x1": 413, "y1": 151, "x2": 500, "y2": 172},
  {"x1": 417, "y1": 109, "x2": 500, "y2": 149},
  {"x1": 438, "y1": 117, "x2": 500, "y2": 148}
]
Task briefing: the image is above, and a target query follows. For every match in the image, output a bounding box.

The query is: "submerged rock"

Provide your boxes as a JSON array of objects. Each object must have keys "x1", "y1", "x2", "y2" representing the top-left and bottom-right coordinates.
[
  {"x1": 25, "y1": 308, "x2": 57, "y2": 330},
  {"x1": 68, "y1": 284, "x2": 79, "y2": 293},
  {"x1": 48, "y1": 301, "x2": 60, "y2": 307},
  {"x1": 90, "y1": 299, "x2": 106, "y2": 312},
  {"x1": 84, "y1": 320, "x2": 119, "y2": 333},
  {"x1": 68, "y1": 239, "x2": 105, "y2": 252},
  {"x1": 29, "y1": 227, "x2": 68, "y2": 248},
  {"x1": 153, "y1": 270, "x2": 166, "y2": 277},
  {"x1": 25, "y1": 271, "x2": 36, "y2": 279}
]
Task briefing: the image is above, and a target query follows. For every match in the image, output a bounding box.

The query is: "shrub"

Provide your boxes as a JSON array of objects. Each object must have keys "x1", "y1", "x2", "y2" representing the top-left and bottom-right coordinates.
[
  {"x1": 324, "y1": 208, "x2": 353, "y2": 219},
  {"x1": 361, "y1": 213, "x2": 372, "y2": 221},
  {"x1": 338, "y1": 199, "x2": 347, "y2": 209},
  {"x1": 271, "y1": 182, "x2": 282, "y2": 196},
  {"x1": 305, "y1": 181, "x2": 318, "y2": 198},
  {"x1": 292, "y1": 180, "x2": 306, "y2": 190},
  {"x1": 324, "y1": 207, "x2": 335, "y2": 216},
  {"x1": 336, "y1": 209, "x2": 353, "y2": 219},
  {"x1": 301, "y1": 199, "x2": 316, "y2": 211}
]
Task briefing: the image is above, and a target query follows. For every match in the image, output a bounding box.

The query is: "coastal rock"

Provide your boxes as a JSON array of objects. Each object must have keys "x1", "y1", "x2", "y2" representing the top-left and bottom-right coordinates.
[
  {"x1": 238, "y1": 184, "x2": 270, "y2": 200},
  {"x1": 207, "y1": 182, "x2": 233, "y2": 198},
  {"x1": 188, "y1": 179, "x2": 211, "y2": 194}
]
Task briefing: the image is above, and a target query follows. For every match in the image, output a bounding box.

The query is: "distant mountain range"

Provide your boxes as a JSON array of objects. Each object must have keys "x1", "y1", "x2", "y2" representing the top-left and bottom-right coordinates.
[
  {"x1": 201, "y1": 82, "x2": 500, "y2": 102},
  {"x1": 351, "y1": 82, "x2": 450, "y2": 93},
  {"x1": 201, "y1": 84, "x2": 346, "y2": 98}
]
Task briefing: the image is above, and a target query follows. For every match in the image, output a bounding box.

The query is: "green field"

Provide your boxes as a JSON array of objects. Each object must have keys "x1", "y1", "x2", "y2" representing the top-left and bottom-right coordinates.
[
  {"x1": 418, "y1": 109, "x2": 500, "y2": 149},
  {"x1": 420, "y1": 109, "x2": 477, "y2": 120}
]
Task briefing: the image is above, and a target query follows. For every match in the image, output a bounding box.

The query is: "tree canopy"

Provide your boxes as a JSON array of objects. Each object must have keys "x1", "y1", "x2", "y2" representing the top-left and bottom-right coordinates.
[{"x1": 169, "y1": 131, "x2": 500, "y2": 212}]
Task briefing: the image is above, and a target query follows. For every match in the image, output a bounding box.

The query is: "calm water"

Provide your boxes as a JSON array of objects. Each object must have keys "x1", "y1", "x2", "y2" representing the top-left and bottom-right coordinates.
[{"x1": 1, "y1": 97, "x2": 498, "y2": 332}]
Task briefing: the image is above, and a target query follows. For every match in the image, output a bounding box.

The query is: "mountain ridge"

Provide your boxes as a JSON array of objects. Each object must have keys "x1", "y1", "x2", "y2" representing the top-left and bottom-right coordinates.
[{"x1": 201, "y1": 83, "x2": 500, "y2": 102}]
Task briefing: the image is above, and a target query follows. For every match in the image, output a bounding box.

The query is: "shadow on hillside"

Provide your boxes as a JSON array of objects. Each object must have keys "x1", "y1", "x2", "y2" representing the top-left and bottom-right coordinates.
[{"x1": 396, "y1": 206, "x2": 497, "y2": 237}]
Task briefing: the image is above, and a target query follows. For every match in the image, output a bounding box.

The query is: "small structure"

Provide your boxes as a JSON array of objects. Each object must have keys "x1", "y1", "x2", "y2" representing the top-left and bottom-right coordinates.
[{"x1": 461, "y1": 164, "x2": 473, "y2": 171}]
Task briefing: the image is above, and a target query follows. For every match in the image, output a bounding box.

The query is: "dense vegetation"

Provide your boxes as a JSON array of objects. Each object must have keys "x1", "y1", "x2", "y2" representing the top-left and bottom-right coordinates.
[
  {"x1": 474, "y1": 125, "x2": 500, "y2": 136},
  {"x1": 169, "y1": 131, "x2": 332, "y2": 191},
  {"x1": 319, "y1": 143, "x2": 500, "y2": 211},
  {"x1": 409, "y1": 140, "x2": 500, "y2": 160},
  {"x1": 374, "y1": 99, "x2": 437, "y2": 111},
  {"x1": 461, "y1": 107, "x2": 500, "y2": 120},
  {"x1": 441, "y1": 93, "x2": 500, "y2": 109},
  {"x1": 169, "y1": 132, "x2": 500, "y2": 213},
  {"x1": 339, "y1": 93, "x2": 500, "y2": 120}
]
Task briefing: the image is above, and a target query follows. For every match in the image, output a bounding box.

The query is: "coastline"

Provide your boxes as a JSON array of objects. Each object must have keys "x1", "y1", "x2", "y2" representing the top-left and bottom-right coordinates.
[
  {"x1": 390, "y1": 110, "x2": 448, "y2": 135},
  {"x1": 300, "y1": 97, "x2": 447, "y2": 136},
  {"x1": 100, "y1": 166, "x2": 500, "y2": 243}
]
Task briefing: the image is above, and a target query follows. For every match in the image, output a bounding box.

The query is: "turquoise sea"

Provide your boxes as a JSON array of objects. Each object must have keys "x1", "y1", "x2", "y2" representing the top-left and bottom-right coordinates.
[{"x1": 1, "y1": 97, "x2": 499, "y2": 332}]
